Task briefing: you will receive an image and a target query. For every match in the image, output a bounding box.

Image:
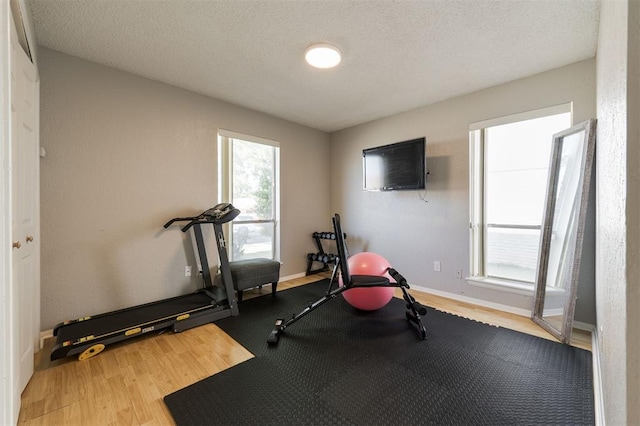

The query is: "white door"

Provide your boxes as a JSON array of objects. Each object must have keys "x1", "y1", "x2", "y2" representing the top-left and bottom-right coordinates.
[{"x1": 10, "y1": 12, "x2": 38, "y2": 394}]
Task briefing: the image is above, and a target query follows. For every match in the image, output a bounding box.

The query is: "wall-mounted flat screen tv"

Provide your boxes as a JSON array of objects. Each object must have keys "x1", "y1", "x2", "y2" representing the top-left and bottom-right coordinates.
[{"x1": 363, "y1": 137, "x2": 426, "y2": 191}]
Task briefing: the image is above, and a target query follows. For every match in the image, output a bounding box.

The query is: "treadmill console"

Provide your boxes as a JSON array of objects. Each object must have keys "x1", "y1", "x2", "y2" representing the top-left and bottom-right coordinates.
[
  {"x1": 204, "y1": 203, "x2": 241, "y2": 224},
  {"x1": 163, "y1": 203, "x2": 241, "y2": 232}
]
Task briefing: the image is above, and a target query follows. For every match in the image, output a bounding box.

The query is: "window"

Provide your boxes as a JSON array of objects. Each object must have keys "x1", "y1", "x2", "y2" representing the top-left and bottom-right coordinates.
[
  {"x1": 218, "y1": 130, "x2": 280, "y2": 261},
  {"x1": 469, "y1": 104, "x2": 571, "y2": 289}
]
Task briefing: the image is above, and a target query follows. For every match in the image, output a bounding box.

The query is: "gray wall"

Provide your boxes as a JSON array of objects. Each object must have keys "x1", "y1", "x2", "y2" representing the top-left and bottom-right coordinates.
[
  {"x1": 329, "y1": 59, "x2": 596, "y2": 323},
  {"x1": 39, "y1": 46, "x2": 600, "y2": 332},
  {"x1": 596, "y1": 0, "x2": 640, "y2": 423},
  {"x1": 39, "y1": 48, "x2": 330, "y2": 330}
]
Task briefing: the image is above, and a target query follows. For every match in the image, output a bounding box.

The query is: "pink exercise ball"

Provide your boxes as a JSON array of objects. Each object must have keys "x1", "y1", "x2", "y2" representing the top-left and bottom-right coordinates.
[{"x1": 340, "y1": 252, "x2": 395, "y2": 311}]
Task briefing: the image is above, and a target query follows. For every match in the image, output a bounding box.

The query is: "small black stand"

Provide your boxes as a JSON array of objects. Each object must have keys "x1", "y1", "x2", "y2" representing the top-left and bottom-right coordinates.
[{"x1": 305, "y1": 231, "x2": 340, "y2": 275}]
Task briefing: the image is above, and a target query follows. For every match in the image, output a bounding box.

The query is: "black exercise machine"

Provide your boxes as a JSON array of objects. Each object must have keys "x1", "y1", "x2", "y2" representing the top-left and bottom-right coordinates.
[
  {"x1": 267, "y1": 213, "x2": 427, "y2": 345},
  {"x1": 51, "y1": 203, "x2": 241, "y2": 361}
]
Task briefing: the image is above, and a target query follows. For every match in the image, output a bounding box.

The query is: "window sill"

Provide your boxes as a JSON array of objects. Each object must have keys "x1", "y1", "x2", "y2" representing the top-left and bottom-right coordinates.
[
  {"x1": 466, "y1": 276, "x2": 566, "y2": 296},
  {"x1": 466, "y1": 276, "x2": 535, "y2": 295}
]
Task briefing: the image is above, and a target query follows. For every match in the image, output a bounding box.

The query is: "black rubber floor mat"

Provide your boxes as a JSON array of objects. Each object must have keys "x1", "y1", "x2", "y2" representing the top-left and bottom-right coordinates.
[{"x1": 164, "y1": 280, "x2": 594, "y2": 425}]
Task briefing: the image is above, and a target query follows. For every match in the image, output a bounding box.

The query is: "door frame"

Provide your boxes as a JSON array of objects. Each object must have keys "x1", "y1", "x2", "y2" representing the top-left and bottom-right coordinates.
[
  {"x1": 1, "y1": 0, "x2": 16, "y2": 423},
  {"x1": 2, "y1": 0, "x2": 39, "y2": 422}
]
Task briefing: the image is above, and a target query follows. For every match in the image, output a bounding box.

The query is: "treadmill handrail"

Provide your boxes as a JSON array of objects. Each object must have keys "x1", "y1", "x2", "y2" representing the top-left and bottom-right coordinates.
[
  {"x1": 164, "y1": 204, "x2": 241, "y2": 232},
  {"x1": 163, "y1": 216, "x2": 197, "y2": 228}
]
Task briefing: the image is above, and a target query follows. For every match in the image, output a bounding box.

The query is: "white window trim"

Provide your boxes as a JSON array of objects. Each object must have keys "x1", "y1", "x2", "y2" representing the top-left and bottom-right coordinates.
[
  {"x1": 468, "y1": 103, "x2": 572, "y2": 293},
  {"x1": 469, "y1": 103, "x2": 572, "y2": 131},
  {"x1": 218, "y1": 128, "x2": 280, "y2": 148}
]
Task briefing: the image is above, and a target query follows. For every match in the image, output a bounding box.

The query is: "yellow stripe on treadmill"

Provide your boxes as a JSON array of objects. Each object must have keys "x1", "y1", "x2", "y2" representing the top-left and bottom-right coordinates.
[
  {"x1": 77, "y1": 335, "x2": 95, "y2": 343},
  {"x1": 176, "y1": 314, "x2": 190, "y2": 321},
  {"x1": 125, "y1": 328, "x2": 141, "y2": 336}
]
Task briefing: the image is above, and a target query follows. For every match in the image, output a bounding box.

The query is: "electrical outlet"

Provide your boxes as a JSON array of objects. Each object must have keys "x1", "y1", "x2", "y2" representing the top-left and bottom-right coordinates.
[
  {"x1": 185, "y1": 266, "x2": 192, "y2": 277},
  {"x1": 434, "y1": 261, "x2": 441, "y2": 272},
  {"x1": 456, "y1": 269, "x2": 463, "y2": 279}
]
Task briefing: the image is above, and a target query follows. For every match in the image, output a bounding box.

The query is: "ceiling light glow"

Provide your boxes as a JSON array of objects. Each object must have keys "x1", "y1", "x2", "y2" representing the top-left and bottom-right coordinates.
[{"x1": 305, "y1": 43, "x2": 342, "y2": 69}]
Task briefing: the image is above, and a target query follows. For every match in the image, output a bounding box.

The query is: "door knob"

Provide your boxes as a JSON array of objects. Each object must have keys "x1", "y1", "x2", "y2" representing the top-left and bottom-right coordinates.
[
  {"x1": 12, "y1": 241, "x2": 21, "y2": 249},
  {"x1": 26, "y1": 236, "x2": 34, "y2": 243}
]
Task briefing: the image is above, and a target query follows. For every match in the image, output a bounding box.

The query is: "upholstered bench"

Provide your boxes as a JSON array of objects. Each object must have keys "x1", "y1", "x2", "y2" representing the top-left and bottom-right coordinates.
[{"x1": 222, "y1": 258, "x2": 281, "y2": 302}]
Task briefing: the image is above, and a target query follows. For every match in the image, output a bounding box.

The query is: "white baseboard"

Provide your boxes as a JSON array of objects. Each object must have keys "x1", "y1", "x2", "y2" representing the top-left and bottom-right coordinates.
[
  {"x1": 573, "y1": 320, "x2": 595, "y2": 333},
  {"x1": 410, "y1": 285, "x2": 596, "y2": 330},
  {"x1": 279, "y1": 271, "x2": 306, "y2": 282},
  {"x1": 410, "y1": 284, "x2": 533, "y2": 317},
  {"x1": 40, "y1": 275, "x2": 594, "y2": 349},
  {"x1": 39, "y1": 329, "x2": 53, "y2": 349}
]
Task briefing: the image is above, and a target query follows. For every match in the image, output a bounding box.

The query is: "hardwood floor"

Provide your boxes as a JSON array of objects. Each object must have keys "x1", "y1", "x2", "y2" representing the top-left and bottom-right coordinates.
[{"x1": 19, "y1": 273, "x2": 591, "y2": 425}]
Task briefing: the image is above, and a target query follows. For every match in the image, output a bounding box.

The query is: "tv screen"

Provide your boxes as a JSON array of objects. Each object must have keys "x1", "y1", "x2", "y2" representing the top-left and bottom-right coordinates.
[{"x1": 363, "y1": 137, "x2": 426, "y2": 191}]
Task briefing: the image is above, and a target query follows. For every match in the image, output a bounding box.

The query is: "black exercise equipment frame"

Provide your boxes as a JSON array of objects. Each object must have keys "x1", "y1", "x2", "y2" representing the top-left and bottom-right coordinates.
[
  {"x1": 51, "y1": 204, "x2": 241, "y2": 360},
  {"x1": 267, "y1": 213, "x2": 427, "y2": 345}
]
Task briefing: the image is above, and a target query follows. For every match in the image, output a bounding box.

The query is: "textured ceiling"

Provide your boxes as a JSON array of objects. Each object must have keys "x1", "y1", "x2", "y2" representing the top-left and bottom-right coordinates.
[{"x1": 29, "y1": 0, "x2": 600, "y2": 132}]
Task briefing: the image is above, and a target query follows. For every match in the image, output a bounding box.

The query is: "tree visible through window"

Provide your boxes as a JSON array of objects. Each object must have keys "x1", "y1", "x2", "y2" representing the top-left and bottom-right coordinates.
[{"x1": 218, "y1": 131, "x2": 279, "y2": 261}]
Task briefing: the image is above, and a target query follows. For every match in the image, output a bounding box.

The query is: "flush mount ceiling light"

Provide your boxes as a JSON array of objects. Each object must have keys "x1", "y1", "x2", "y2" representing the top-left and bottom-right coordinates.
[{"x1": 304, "y1": 43, "x2": 342, "y2": 69}]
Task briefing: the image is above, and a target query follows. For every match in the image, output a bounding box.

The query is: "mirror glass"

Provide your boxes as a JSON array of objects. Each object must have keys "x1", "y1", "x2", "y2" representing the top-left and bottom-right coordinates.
[{"x1": 532, "y1": 119, "x2": 596, "y2": 344}]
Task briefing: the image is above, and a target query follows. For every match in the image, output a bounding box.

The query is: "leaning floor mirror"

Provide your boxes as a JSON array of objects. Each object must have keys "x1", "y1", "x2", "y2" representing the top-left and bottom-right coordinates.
[{"x1": 532, "y1": 118, "x2": 596, "y2": 344}]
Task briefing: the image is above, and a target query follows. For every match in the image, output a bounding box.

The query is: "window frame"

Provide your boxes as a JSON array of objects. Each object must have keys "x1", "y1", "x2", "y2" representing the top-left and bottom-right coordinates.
[
  {"x1": 218, "y1": 129, "x2": 280, "y2": 262},
  {"x1": 468, "y1": 103, "x2": 572, "y2": 293}
]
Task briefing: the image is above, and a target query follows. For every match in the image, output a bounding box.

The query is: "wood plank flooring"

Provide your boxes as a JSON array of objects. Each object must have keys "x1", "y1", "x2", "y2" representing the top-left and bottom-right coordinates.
[{"x1": 19, "y1": 273, "x2": 591, "y2": 425}]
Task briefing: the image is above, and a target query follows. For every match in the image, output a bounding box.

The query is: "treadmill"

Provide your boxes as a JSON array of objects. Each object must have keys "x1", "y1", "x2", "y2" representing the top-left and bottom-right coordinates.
[{"x1": 51, "y1": 203, "x2": 241, "y2": 361}]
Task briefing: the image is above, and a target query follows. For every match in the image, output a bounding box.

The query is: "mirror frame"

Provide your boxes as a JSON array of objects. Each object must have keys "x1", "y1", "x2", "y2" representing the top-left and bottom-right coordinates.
[{"x1": 532, "y1": 119, "x2": 596, "y2": 344}]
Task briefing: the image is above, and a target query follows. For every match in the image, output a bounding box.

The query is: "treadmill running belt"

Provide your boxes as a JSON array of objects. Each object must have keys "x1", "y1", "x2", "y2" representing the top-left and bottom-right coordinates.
[{"x1": 55, "y1": 292, "x2": 214, "y2": 341}]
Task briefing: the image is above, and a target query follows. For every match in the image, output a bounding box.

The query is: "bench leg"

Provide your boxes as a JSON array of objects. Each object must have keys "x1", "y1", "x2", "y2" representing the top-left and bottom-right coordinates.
[
  {"x1": 271, "y1": 281, "x2": 278, "y2": 296},
  {"x1": 237, "y1": 290, "x2": 244, "y2": 303}
]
